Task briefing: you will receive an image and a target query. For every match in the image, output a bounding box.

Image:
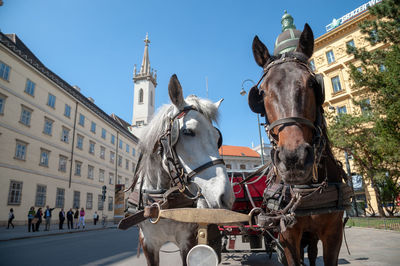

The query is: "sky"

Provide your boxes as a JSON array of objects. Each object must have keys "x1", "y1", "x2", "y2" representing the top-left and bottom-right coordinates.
[{"x1": 0, "y1": 0, "x2": 370, "y2": 148}]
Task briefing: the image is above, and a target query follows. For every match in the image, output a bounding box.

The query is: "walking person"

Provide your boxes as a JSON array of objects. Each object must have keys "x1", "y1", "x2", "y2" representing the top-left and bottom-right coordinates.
[
  {"x1": 35, "y1": 208, "x2": 43, "y2": 231},
  {"x1": 43, "y1": 205, "x2": 55, "y2": 231},
  {"x1": 66, "y1": 208, "x2": 74, "y2": 229},
  {"x1": 27, "y1": 207, "x2": 36, "y2": 232},
  {"x1": 74, "y1": 208, "x2": 79, "y2": 229},
  {"x1": 93, "y1": 211, "x2": 99, "y2": 225},
  {"x1": 59, "y1": 209, "x2": 65, "y2": 230},
  {"x1": 7, "y1": 208, "x2": 15, "y2": 229},
  {"x1": 77, "y1": 207, "x2": 85, "y2": 229}
]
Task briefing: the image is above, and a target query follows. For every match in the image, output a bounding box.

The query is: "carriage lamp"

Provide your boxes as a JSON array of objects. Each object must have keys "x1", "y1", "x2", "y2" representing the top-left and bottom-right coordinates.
[{"x1": 240, "y1": 79, "x2": 265, "y2": 165}]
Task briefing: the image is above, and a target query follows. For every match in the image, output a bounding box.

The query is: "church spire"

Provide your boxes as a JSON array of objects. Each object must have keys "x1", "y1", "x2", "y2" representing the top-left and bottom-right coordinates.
[
  {"x1": 134, "y1": 33, "x2": 157, "y2": 85},
  {"x1": 140, "y1": 33, "x2": 151, "y2": 75}
]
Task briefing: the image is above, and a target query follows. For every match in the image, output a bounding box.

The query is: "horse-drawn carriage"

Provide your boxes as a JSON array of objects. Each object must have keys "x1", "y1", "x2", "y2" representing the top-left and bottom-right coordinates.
[{"x1": 118, "y1": 13, "x2": 354, "y2": 266}]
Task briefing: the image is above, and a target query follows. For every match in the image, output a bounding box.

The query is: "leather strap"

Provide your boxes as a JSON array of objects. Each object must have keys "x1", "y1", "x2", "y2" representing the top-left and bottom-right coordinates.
[
  {"x1": 118, "y1": 210, "x2": 146, "y2": 230},
  {"x1": 267, "y1": 117, "x2": 316, "y2": 132},
  {"x1": 186, "y1": 159, "x2": 225, "y2": 180}
]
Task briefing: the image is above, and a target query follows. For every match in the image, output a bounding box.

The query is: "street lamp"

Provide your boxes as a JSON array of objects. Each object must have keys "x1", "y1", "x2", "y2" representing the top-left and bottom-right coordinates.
[{"x1": 240, "y1": 79, "x2": 265, "y2": 165}]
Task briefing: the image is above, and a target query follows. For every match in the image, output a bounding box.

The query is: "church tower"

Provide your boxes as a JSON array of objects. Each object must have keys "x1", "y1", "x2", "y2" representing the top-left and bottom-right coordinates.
[{"x1": 131, "y1": 33, "x2": 157, "y2": 130}]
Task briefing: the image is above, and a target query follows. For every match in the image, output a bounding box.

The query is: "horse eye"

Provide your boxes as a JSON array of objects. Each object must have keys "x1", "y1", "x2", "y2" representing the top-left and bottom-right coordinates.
[{"x1": 183, "y1": 128, "x2": 195, "y2": 137}]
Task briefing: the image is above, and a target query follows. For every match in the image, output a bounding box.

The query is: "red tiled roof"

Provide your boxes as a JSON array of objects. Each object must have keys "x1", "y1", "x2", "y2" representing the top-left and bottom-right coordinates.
[{"x1": 219, "y1": 145, "x2": 260, "y2": 158}]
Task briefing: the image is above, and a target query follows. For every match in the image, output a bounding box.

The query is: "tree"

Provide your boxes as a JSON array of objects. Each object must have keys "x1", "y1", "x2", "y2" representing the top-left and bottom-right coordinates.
[{"x1": 327, "y1": 0, "x2": 400, "y2": 217}]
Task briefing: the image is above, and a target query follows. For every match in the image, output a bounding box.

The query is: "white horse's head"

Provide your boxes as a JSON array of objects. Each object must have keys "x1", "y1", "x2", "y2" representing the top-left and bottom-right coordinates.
[
  {"x1": 138, "y1": 74, "x2": 233, "y2": 210},
  {"x1": 166, "y1": 75, "x2": 234, "y2": 209}
]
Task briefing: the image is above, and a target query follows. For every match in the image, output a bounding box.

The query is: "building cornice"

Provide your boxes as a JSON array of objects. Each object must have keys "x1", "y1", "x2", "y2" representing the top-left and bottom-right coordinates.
[{"x1": 0, "y1": 32, "x2": 139, "y2": 143}]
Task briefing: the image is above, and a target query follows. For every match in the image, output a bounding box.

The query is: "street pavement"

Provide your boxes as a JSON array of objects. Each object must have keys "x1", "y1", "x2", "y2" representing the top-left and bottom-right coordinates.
[{"x1": 0, "y1": 226, "x2": 399, "y2": 265}]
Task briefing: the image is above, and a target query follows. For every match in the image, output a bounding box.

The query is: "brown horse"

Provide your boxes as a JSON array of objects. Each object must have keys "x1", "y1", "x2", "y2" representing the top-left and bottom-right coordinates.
[{"x1": 249, "y1": 24, "x2": 348, "y2": 265}]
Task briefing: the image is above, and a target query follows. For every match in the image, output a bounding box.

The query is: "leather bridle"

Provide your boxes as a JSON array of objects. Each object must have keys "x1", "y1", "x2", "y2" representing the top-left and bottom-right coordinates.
[
  {"x1": 156, "y1": 105, "x2": 225, "y2": 194},
  {"x1": 253, "y1": 53, "x2": 326, "y2": 182}
]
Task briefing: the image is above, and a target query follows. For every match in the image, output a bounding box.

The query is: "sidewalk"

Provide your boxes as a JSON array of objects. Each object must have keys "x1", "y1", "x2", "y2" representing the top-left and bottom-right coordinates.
[{"x1": 0, "y1": 221, "x2": 116, "y2": 241}]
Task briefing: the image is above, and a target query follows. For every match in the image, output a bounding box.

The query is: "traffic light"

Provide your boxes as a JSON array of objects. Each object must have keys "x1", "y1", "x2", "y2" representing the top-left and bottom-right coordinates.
[{"x1": 102, "y1": 185, "x2": 107, "y2": 201}]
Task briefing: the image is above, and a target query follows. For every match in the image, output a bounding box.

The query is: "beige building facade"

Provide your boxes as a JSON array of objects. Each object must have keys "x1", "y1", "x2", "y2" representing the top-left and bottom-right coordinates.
[
  {"x1": 310, "y1": 3, "x2": 385, "y2": 215},
  {"x1": 0, "y1": 33, "x2": 139, "y2": 225}
]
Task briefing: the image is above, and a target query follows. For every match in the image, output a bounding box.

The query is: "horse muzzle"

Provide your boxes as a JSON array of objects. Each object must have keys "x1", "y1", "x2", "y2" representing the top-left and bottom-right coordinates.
[{"x1": 273, "y1": 143, "x2": 314, "y2": 185}]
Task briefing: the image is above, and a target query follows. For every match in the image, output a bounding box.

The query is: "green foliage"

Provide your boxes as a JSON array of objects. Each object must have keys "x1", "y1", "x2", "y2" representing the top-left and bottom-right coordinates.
[{"x1": 328, "y1": 0, "x2": 400, "y2": 216}]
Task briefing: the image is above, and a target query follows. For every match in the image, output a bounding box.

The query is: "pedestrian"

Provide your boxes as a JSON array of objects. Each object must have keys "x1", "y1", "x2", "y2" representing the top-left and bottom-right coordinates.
[
  {"x1": 77, "y1": 207, "x2": 85, "y2": 229},
  {"x1": 93, "y1": 211, "x2": 99, "y2": 225},
  {"x1": 59, "y1": 208, "x2": 65, "y2": 230},
  {"x1": 35, "y1": 207, "x2": 43, "y2": 231},
  {"x1": 27, "y1": 206, "x2": 36, "y2": 232},
  {"x1": 66, "y1": 208, "x2": 74, "y2": 229},
  {"x1": 74, "y1": 208, "x2": 79, "y2": 228},
  {"x1": 7, "y1": 208, "x2": 15, "y2": 229},
  {"x1": 43, "y1": 205, "x2": 55, "y2": 231}
]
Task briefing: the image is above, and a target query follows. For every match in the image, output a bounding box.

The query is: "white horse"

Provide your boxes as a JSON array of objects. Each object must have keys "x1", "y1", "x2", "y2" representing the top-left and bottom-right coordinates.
[{"x1": 135, "y1": 74, "x2": 234, "y2": 266}]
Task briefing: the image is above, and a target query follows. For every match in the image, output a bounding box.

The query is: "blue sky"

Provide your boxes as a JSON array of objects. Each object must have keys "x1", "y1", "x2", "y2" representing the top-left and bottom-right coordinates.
[{"x1": 0, "y1": 0, "x2": 369, "y2": 147}]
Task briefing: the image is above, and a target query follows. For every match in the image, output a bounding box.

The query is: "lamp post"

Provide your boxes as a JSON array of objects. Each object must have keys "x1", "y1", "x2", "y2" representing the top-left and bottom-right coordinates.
[
  {"x1": 344, "y1": 151, "x2": 359, "y2": 217},
  {"x1": 240, "y1": 79, "x2": 265, "y2": 165}
]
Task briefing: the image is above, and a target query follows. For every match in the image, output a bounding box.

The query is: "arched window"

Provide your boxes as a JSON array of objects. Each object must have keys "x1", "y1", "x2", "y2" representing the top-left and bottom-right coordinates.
[{"x1": 138, "y1": 89, "x2": 143, "y2": 104}]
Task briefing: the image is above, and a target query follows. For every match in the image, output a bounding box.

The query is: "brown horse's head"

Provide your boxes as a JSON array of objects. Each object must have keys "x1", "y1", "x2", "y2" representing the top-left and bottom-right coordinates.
[{"x1": 250, "y1": 24, "x2": 324, "y2": 185}]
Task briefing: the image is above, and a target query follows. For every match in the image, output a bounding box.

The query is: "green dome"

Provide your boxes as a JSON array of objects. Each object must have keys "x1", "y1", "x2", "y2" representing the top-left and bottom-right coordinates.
[{"x1": 274, "y1": 10, "x2": 302, "y2": 56}]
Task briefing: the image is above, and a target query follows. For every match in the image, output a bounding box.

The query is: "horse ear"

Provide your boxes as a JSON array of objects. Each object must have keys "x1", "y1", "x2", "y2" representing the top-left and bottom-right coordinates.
[
  {"x1": 296, "y1": 23, "x2": 314, "y2": 58},
  {"x1": 168, "y1": 74, "x2": 185, "y2": 108},
  {"x1": 214, "y1": 98, "x2": 224, "y2": 109},
  {"x1": 252, "y1": 36, "x2": 271, "y2": 68}
]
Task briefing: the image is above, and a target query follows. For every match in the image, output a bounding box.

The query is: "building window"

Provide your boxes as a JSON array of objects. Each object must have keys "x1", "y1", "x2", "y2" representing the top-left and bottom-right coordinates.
[
  {"x1": 346, "y1": 39, "x2": 355, "y2": 48},
  {"x1": 150, "y1": 91, "x2": 153, "y2": 106},
  {"x1": 309, "y1": 59, "x2": 316, "y2": 71},
  {"x1": 35, "y1": 185, "x2": 47, "y2": 207},
  {"x1": 109, "y1": 173, "x2": 114, "y2": 185},
  {"x1": 42, "y1": 117, "x2": 53, "y2": 136},
  {"x1": 61, "y1": 127, "x2": 70, "y2": 143},
  {"x1": 91, "y1": 122, "x2": 96, "y2": 133},
  {"x1": 108, "y1": 197, "x2": 113, "y2": 211},
  {"x1": 226, "y1": 164, "x2": 231, "y2": 169},
  {"x1": 136, "y1": 120, "x2": 144, "y2": 126},
  {"x1": 47, "y1": 93, "x2": 56, "y2": 108},
  {"x1": 111, "y1": 134, "x2": 115, "y2": 144},
  {"x1": 119, "y1": 140, "x2": 123, "y2": 149},
  {"x1": 139, "y1": 89, "x2": 144, "y2": 104},
  {"x1": 0, "y1": 93, "x2": 7, "y2": 115},
  {"x1": 125, "y1": 159, "x2": 129, "y2": 170},
  {"x1": 55, "y1": 188, "x2": 65, "y2": 208},
  {"x1": 8, "y1": 180, "x2": 23, "y2": 205},
  {"x1": 101, "y1": 128, "x2": 106, "y2": 139},
  {"x1": 118, "y1": 155, "x2": 122, "y2": 167},
  {"x1": 132, "y1": 162, "x2": 136, "y2": 173},
  {"x1": 360, "y1": 99, "x2": 371, "y2": 115},
  {"x1": 59, "y1": 155, "x2": 67, "y2": 172},
  {"x1": 331, "y1": 76, "x2": 342, "y2": 93},
  {"x1": 132, "y1": 148, "x2": 136, "y2": 157},
  {"x1": 89, "y1": 141, "x2": 95, "y2": 154},
  {"x1": 99, "y1": 169, "x2": 105, "y2": 182},
  {"x1": 39, "y1": 148, "x2": 50, "y2": 167},
  {"x1": 15, "y1": 140, "x2": 28, "y2": 160},
  {"x1": 126, "y1": 144, "x2": 129, "y2": 153},
  {"x1": 73, "y1": 191, "x2": 80, "y2": 209},
  {"x1": 25, "y1": 79, "x2": 35, "y2": 96},
  {"x1": 86, "y1": 193, "x2": 93, "y2": 210},
  {"x1": 117, "y1": 176, "x2": 122, "y2": 185},
  {"x1": 125, "y1": 178, "x2": 129, "y2": 187},
  {"x1": 75, "y1": 161, "x2": 82, "y2": 176},
  {"x1": 76, "y1": 134, "x2": 84, "y2": 149},
  {"x1": 79, "y1": 114, "x2": 85, "y2": 126},
  {"x1": 88, "y1": 165, "x2": 94, "y2": 179},
  {"x1": 98, "y1": 195, "x2": 104, "y2": 210},
  {"x1": 326, "y1": 50, "x2": 335, "y2": 64},
  {"x1": 110, "y1": 151, "x2": 115, "y2": 164},
  {"x1": 64, "y1": 104, "x2": 71, "y2": 118},
  {"x1": 100, "y1": 146, "x2": 105, "y2": 159},
  {"x1": 0, "y1": 61, "x2": 11, "y2": 81},
  {"x1": 240, "y1": 164, "x2": 246, "y2": 170},
  {"x1": 337, "y1": 106, "x2": 347, "y2": 115},
  {"x1": 20, "y1": 105, "x2": 32, "y2": 126}
]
